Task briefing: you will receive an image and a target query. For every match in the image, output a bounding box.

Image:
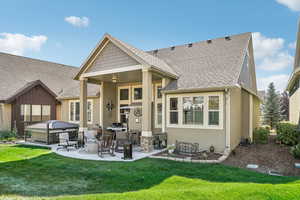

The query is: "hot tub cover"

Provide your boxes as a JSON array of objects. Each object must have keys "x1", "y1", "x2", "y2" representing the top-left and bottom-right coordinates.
[{"x1": 26, "y1": 120, "x2": 79, "y2": 130}]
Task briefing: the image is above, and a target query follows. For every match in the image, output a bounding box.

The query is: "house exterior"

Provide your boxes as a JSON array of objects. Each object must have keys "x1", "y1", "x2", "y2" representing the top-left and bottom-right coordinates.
[
  {"x1": 0, "y1": 32, "x2": 260, "y2": 153},
  {"x1": 0, "y1": 52, "x2": 99, "y2": 134},
  {"x1": 73, "y1": 32, "x2": 260, "y2": 153},
  {"x1": 287, "y1": 22, "x2": 300, "y2": 124}
]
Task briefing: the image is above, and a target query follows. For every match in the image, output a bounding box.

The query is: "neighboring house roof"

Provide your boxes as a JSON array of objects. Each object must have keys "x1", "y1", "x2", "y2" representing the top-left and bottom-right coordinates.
[
  {"x1": 5, "y1": 80, "x2": 57, "y2": 103},
  {"x1": 74, "y1": 33, "x2": 178, "y2": 80},
  {"x1": 0, "y1": 52, "x2": 99, "y2": 101}
]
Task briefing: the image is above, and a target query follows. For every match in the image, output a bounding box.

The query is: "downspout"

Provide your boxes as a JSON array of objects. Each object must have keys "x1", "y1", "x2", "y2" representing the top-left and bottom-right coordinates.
[{"x1": 225, "y1": 88, "x2": 231, "y2": 155}]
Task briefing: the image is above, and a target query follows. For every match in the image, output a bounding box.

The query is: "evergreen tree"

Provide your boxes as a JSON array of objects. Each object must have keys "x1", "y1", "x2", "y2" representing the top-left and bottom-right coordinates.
[
  {"x1": 263, "y1": 82, "x2": 281, "y2": 129},
  {"x1": 280, "y1": 91, "x2": 289, "y2": 121}
]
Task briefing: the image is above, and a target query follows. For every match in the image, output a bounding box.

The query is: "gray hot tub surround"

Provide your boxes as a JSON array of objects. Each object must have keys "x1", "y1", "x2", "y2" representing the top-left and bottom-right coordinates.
[{"x1": 25, "y1": 120, "x2": 79, "y2": 144}]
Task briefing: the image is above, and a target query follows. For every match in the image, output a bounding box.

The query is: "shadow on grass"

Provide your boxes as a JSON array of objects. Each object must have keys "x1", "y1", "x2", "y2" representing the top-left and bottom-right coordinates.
[{"x1": 0, "y1": 151, "x2": 299, "y2": 197}]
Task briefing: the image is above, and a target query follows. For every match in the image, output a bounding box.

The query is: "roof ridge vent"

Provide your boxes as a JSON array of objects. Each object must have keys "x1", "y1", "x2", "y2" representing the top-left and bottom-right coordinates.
[
  {"x1": 207, "y1": 40, "x2": 212, "y2": 44},
  {"x1": 188, "y1": 43, "x2": 193, "y2": 47},
  {"x1": 225, "y1": 36, "x2": 231, "y2": 41},
  {"x1": 170, "y1": 46, "x2": 175, "y2": 51}
]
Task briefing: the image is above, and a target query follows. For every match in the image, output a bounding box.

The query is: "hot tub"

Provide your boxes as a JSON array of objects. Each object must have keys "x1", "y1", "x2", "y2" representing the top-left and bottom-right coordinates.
[{"x1": 25, "y1": 120, "x2": 79, "y2": 144}]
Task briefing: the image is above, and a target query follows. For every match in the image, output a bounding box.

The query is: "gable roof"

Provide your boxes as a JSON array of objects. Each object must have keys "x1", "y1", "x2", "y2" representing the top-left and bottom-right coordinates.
[
  {"x1": 147, "y1": 32, "x2": 254, "y2": 94},
  {"x1": 0, "y1": 52, "x2": 99, "y2": 101},
  {"x1": 5, "y1": 80, "x2": 57, "y2": 103},
  {"x1": 74, "y1": 33, "x2": 178, "y2": 80}
]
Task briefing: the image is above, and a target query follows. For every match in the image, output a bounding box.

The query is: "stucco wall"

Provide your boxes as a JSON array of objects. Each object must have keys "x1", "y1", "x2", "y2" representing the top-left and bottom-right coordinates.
[
  {"x1": 0, "y1": 103, "x2": 12, "y2": 131},
  {"x1": 289, "y1": 88, "x2": 300, "y2": 124},
  {"x1": 102, "y1": 82, "x2": 117, "y2": 128},
  {"x1": 241, "y1": 89, "x2": 250, "y2": 139},
  {"x1": 229, "y1": 88, "x2": 242, "y2": 150},
  {"x1": 166, "y1": 94, "x2": 226, "y2": 153}
]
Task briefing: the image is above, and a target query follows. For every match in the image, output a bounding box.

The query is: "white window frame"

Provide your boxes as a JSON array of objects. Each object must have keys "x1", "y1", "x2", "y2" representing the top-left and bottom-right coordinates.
[
  {"x1": 117, "y1": 86, "x2": 131, "y2": 122},
  {"x1": 166, "y1": 92, "x2": 223, "y2": 129},
  {"x1": 155, "y1": 83, "x2": 162, "y2": 128},
  {"x1": 69, "y1": 99, "x2": 93, "y2": 124}
]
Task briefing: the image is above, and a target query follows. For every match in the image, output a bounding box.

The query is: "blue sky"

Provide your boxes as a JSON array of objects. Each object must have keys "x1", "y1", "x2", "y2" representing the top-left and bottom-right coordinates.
[{"x1": 0, "y1": 0, "x2": 299, "y2": 92}]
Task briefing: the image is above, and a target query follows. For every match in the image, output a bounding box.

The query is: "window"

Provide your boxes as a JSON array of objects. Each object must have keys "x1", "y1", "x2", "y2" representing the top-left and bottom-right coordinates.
[
  {"x1": 169, "y1": 98, "x2": 178, "y2": 124},
  {"x1": 69, "y1": 100, "x2": 92, "y2": 123},
  {"x1": 87, "y1": 101, "x2": 92, "y2": 122},
  {"x1": 182, "y1": 96, "x2": 204, "y2": 125},
  {"x1": 134, "y1": 88, "x2": 142, "y2": 100},
  {"x1": 157, "y1": 103, "x2": 162, "y2": 125},
  {"x1": 21, "y1": 104, "x2": 31, "y2": 122},
  {"x1": 120, "y1": 89, "x2": 129, "y2": 100},
  {"x1": 21, "y1": 104, "x2": 51, "y2": 122},
  {"x1": 42, "y1": 105, "x2": 51, "y2": 121},
  {"x1": 31, "y1": 105, "x2": 41, "y2": 122},
  {"x1": 120, "y1": 104, "x2": 129, "y2": 124},
  {"x1": 167, "y1": 93, "x2": 223, "y2": 129},
  {"x1": 157, "y1": 85, "x2": 162, "y2": 99},
  {"x1": 208, "y1": 96, "x2": 220, "y2": 126}
]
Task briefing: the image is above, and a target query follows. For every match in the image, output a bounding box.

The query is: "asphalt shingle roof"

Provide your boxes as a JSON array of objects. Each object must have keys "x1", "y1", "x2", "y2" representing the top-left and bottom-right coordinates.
[{"x1": 0, "y1": 52, "x2": 99, "y2": 101}]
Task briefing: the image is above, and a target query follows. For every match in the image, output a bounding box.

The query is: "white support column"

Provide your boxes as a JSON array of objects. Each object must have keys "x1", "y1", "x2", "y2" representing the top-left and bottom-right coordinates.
[
  {"x1": 141, "y1": 68, "x2": 153, "y2": 152},
  {"x1": 249, "y1": 94, "x2": 253, "y2": 142},
  {"x1": 99, "y1": 82, "x2": 104, "y2": 127},
  {"x1": 79, "y1": 77, "x2": 88, "y2": 135},
  {"x1": 162, "y1": 77, "x2": 170, "y2": 133}
]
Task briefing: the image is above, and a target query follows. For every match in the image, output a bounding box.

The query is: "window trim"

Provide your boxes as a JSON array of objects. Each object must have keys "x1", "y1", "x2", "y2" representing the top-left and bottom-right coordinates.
[
  {"x1": 69, "y1": 99, "x2": 93, "y2": 124},
  {"x1": 166, "y1": 92, "x2": 223, "y2": 129},
  {"x1": 155, "y1": 83, "x2": 162, "y2": 128}
]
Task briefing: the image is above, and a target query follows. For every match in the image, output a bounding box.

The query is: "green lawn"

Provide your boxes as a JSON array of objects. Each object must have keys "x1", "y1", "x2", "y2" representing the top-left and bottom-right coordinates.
[{"x1": 0, "y1": 144, "x2": 300, "y2": 200}]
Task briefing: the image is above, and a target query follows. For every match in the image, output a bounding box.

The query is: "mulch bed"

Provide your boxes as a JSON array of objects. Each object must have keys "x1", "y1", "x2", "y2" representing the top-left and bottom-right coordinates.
[
  {"x1": 222, "y1": 136, "x2": 300, "y2": 176},
  {"x1": 153, "y1": 150, "x2": 223, "y2": 161}
]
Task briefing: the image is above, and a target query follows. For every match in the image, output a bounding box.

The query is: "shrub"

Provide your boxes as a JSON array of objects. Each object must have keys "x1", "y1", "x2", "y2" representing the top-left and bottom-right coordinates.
[
  {"x1": 0, "y1": 130, "x2": 16, "y2": 141},
  {"x1": 290, "y1": 144, "x2": 300, "y2": 159},
  {"x1": 253, "y1": 127, "x2": 269, "y2": 144},
  {"x1": 276, "y1": 123, "x2": 300, "y2": 146}
]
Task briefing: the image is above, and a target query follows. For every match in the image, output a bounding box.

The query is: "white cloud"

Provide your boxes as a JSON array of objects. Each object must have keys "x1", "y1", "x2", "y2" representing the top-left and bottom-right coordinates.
[
  {"x1": 289, "y1": 41, "x2": 296, "y2": 49},
  {"x1": 65, "y1": 16, "x2": 89, "y2": 27},
  {"x1": 276, "y1": 0, "x2": 300, "y2": 11},
  {"x1": 253, "y1": 32, "x2": 293, "y2": 71},
  {"x1": 257, "y1": 74, "x2": 290, "y2": 92},
  {"x1": 0, "y1": 33, "x2": 47, "y2": 55}
]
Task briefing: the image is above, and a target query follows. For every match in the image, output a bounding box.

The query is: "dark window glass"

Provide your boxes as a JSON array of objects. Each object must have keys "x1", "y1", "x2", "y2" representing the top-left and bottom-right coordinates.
[
  {"x1": 134, "y1": 88, "x2": 142, "y2": 100},
  {"x1": 170, "y1": 112, "x2": 178, "y2": 124},
  {"x1": 75, "y1": 102, "x2": 80, "y2": 121},
  {"x1": 209, "y1": 111, "x2": 219, "y2": 125},
  {"x1": 157, "y1": 86, "x2": 162, "y2": 99},
  {"x1": 120, "y1": 89, "x2": 129, "y2": 100},
  {"x1": 170, "y1": 98, "x2": 178, "y2": 110}
]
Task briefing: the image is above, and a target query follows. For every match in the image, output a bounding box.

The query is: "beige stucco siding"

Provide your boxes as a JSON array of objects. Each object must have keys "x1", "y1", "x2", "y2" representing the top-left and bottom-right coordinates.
[
  {"x1": 289, "y1": 88, "x2": 300, "y2": 124},
  {"x1": 60, "y1": 97, "x2": 100, "y2": 127},
  {"x1": 86, "y1": 41, "x2": 139, "y2": 73},
  {"x1": 166, "y1": 93, "x2": 226, "y2": 153},
  {"x1": 229, "y1": 88, "x2": 242, "y2": 150},
  {"x1": 241, "y1": 89, "x2": 250, "y2": 139},
  {"x1": 0, "y1": 103, "x2": 12, "y2": 131}
]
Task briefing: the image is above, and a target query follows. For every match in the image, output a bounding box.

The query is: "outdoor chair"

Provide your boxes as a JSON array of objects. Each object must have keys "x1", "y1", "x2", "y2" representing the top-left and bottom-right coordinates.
[
  {"x1": 57, "y1": 132, "x2": 78, "y2": 151},
  {"x1": 98, "y1": 134, "x2": 116, "y2": 157}
]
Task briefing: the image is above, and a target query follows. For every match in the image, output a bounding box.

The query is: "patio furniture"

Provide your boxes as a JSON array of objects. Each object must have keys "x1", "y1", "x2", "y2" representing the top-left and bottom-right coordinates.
[
  {"x1": 57, "y1": 132, "x2": 78, "y2": 151},
  {"x1": 84, "y1": 130, "x2": 98, "y2": 153},
  {"x1": 174, "y1": 140, "x2": 199, "y2": 156},
  {"x1": 128, "y1": 130, "x2": 141, "y2": 145},
  {"x1": 115, "y1": 131, "x2": 129, "y2": 152},
  {"x1": 98, "y1": 134, "x2": 116, "y2": 157},
  {"x1": 123, "y1": 141, "x2": 133, "y2": 160},
  {"x1": 153, "y1": 132, "x2": 167, "y2": 149}
]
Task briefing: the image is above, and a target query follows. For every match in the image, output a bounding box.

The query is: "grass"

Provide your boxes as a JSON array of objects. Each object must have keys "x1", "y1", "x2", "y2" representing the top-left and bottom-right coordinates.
[{"x1": 0, "y1": 144, "x2": 300, "y2": 200}]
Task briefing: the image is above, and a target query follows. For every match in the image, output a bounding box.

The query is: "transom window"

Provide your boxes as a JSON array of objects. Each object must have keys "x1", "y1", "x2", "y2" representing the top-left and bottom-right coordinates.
[
  {"x1": 133, "y1": 88, "x2": 142, "y2": 100},
  {"x1": 120, "y1": 89, "x2": 129, "y2": 100}
]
